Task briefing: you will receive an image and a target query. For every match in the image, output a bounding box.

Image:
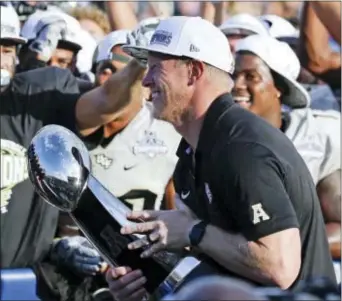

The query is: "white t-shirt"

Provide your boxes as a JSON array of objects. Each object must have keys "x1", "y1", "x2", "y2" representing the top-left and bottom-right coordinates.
[
  {"x1": 90, "y1": 101, "x2": 181, "y2": 211},
  {"x1": 286, "y1": 108, "x2": 341, "y2": 185}
]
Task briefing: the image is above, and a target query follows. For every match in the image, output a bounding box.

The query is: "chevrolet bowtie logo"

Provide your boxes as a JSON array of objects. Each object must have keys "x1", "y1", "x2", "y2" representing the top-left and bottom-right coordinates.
[{"x1": 189, "y1": 44, "x2": 200, "y2": 52}]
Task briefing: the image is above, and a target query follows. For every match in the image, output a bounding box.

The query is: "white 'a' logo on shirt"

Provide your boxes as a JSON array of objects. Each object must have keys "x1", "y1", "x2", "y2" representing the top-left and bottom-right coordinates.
[{"x1": 251, "y1": 203, "x2": 270, "y2": 224}]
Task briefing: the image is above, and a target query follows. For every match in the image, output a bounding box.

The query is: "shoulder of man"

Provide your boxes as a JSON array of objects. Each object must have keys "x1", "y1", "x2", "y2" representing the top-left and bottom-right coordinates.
[
  {"x1": 287, "y1": 108, "x2": 340, "y2": 181},
  {"x1": 311, "y1": 109, "x2": 341, "y2": 146},
  {"x1": 311, "y1": 108, "x2": 341, "y2": 121},
  {"x1": 286, "y1": 108, "x2": 338, "y2": 145},
  {"x1": 13, "y1": 67, "x2": 79, "y2": 94}
]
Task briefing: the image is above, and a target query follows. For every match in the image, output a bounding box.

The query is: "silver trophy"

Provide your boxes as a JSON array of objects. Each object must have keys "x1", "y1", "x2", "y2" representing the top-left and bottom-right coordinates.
[{"x1": 27, "y1": 125, "x2": 217, "y2": 299}]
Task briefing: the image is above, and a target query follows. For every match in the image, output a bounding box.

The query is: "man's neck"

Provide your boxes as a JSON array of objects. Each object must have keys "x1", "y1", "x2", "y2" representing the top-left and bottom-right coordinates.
[
  {"x1": 267, "y1": 114, "x2": 283, "y2": 129},
  {"x1": 176, "y1": 117, "x2": 204, "y2": 151},
  {"x1": 175, "y1": 87, "x2": 229, "y2": 150}
]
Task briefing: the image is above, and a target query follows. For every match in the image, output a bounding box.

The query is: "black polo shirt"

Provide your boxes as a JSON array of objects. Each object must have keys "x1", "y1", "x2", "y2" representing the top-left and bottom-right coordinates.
[{"x1": 173, "y1": 93, "x2": 336, "y2": 291}]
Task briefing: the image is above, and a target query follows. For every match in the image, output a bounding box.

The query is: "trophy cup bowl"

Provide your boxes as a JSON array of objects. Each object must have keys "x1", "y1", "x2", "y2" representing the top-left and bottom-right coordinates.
[
  {"x1": 27, "y1": 124, "x2": 91, "y2": 212},
  {"x1": 27, "y1": 125, "x2": 219, "y2": 299}
]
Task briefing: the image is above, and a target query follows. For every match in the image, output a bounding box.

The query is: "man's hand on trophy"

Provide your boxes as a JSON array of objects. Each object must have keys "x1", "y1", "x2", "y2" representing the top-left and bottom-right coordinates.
[
  {"x1": 121, "y1": 209, "x2": 199, "y2": 258},
  {"x1": 105, "y1": 266, "x2": 148, "y2": 301},
  {"x1": 50, "y1": 236, "x2": 104, "y2": 276}
]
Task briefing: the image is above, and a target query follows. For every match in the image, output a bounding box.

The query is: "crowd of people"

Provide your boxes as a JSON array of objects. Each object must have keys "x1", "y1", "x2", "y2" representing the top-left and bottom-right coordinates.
[{"x1": 0, "y1": 1, "x2": 340, "y2": 301}]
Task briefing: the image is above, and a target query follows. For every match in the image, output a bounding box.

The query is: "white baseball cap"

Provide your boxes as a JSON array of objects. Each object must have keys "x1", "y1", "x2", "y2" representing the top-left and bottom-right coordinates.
[
  {"x1": 124, "y1": 16, "x2": 235, "y2": 74},
  {"x1": 219, "y1": 14, "x2": 269, "y2": 37},
  {"x1": 260, "y1": 15, "x2": 299, "y2": 39},
  {"x1": 235, "y1": 35, "x2": 310, "y2": 108},
  {"x1": 122, "y1": 16, "x2": 164, "y2": 58},
  {"x1": 95, "y1": 29, "x2": 131, "y2": 63},
  {"x1": 21, "y1": 10, "x2": 82, "y2": 51},
  {"x1": 0, "y1": 5, "x2": 27, "y2": 44}
]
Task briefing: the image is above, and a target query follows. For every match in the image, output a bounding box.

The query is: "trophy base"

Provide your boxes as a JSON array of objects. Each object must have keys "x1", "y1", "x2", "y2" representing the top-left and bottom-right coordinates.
[
  {"x1": 70, "y1": 175, "x2": 220, "y2": 297},
  {"x1": 71, "y1": 184, "x2": 172, "y2": 293}
]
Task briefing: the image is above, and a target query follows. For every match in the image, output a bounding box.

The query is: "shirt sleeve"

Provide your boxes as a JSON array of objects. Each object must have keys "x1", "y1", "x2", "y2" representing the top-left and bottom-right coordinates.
[
  {"x1": 43, "y1": 68, "x2": 80, "y2": 133},
  {"x1": 217, "y1": 142, "x2": 299, "y2": 242}
]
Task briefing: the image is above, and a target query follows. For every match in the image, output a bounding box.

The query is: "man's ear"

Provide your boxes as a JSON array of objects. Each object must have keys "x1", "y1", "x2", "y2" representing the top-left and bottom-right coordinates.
[
  {"x1": 188, "y1": 60, "x2": 205, "y2": 86},
  {"x1": 275, "y1": 87, "x2": 282, "y2": 99}
]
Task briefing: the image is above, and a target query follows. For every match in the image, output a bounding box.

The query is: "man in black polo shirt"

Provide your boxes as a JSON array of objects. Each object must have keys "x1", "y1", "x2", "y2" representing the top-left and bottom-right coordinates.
[{"x1": 106, "y1": 16, "x2": 336, "y2": 300}]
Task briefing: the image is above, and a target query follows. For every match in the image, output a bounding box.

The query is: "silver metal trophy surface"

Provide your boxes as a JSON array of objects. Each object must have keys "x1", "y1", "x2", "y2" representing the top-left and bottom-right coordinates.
[{"x1": 26, "y1": 124, "x2": 205, "y2": 299}]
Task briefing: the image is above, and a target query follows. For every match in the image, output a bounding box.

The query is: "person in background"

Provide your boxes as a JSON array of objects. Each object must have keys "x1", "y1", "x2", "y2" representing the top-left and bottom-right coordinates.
[
  {"x1": 88, "y1": 17, "x2": 181, "y2": 213},
  {"x1": 259, "y1": 13, "x2": 339, "y2": 112},
  {"x1": 93, "y1": 29, "x2": 132, "y2": 87},
  {"x1": 67, "y1": 4, "x2": 110, "y2": 43},
  {"x1": 137, "y1": 1, "x2": 174, "y2": 20},
  {"x1": 219, "y1": 13, "x2": 269, "y2": 54},
  {"x1": 9, "y1": 0, "x2": 51, "y2": 25},
  {"x1": 174, "y1": 1, "x2": 200, "y2": 17},
  {"x1": 233, "y1": 36, "x2": 341, "y2": 278},
  {"x1": 262, "y1": 1, "x2": 302, "y2": 21},
  {"x1": 259, "y1": 14, "x2": 299, "y2": 40},
  {"x1": 298, "y1": 2, "x2": 341, "y2": 92},
  {"x1": 18, "y1": 9, "x2": 97, "y2": 91},
  {"x1": 19, "y1": 9, "x2": 82, "y2": 73},
  {"x1": 310, "y1": 1, "x2": 341, "y2": 45},
  {"x1": 57, "y1": 19, "x2": 180, "y2": 301},
  {"x1": 73, "y1": 28, "x2": 97, "y2": 84}
]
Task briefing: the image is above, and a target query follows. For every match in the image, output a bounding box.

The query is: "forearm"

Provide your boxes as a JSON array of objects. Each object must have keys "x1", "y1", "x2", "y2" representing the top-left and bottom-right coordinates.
[
  {"x1": 310, "y1": 2, "x2": 341, "y2": 44},
  {"x1": 299, "y1": 3, "x2": 341, "y2": 74},
  {"x1": 76, "y1": 60, "x2": 146, "y2": 136},
  {"x1": 317, "y1": 170, "x2": 341, "y2": 223},
  {"x1": 213, "y1": 2, "x2": 227, "y2": 27},
  {"x1": 105, "y1": 1, "x2": 138, "y2": 31},
  {"x1": 197, "y1": 224, "x2": 274, "y2": 286},
  {"x1": 200, "y1": 2, "x2": 215, "y2": 24},
  {"x1": 197, "y1": 224, "x2": 297, "y2": 289}
]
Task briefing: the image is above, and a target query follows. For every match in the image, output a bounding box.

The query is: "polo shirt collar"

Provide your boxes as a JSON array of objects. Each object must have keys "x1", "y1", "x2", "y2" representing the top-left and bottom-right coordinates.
[
  {"x1": 176, "y1": 93, "x2": 235, "y2": 159},
  {"x1": 196, "y1": 93, "x2": 235, "y2": 156}
]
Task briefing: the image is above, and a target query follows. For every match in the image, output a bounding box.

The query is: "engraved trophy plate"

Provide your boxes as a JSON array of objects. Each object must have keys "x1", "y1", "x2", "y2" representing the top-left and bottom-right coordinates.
[{"x1": 27, "y1": 125, "x2": 216, "y2": 298}]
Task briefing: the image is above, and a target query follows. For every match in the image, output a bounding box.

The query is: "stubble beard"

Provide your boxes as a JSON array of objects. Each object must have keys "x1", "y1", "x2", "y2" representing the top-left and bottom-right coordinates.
[{"x1": 154, "y1": 82, "x2": 194, "y2": 128}]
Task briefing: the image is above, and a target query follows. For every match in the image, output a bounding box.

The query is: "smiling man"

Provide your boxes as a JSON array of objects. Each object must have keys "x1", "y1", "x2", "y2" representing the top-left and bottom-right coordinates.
[
  {"x1": 18, "y1": 9, "x2": 82, "y2": 72},
  {"x1": 86, "y1": 18, "x2": 181, "y2": 215},
  {"x1": 232, "y1": 35, "x2": 341, "y2": 269},
  {"x1": 105, "y1": 16, "x2": 337, "y2": 301}
]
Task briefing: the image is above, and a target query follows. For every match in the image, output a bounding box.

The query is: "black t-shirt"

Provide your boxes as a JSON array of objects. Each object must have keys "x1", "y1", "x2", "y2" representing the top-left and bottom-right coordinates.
[
  {"x1": 173, "y1": 93, "x2": 336, "y2": 290},
  {"x1": 1, "y1": 67, "x2": 80, "y2": 268}
]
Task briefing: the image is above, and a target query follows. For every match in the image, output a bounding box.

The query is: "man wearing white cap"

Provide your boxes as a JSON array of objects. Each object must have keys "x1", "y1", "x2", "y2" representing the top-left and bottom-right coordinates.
[
  {"x1": 233, "y1": 34, "x2": 340, "y2": 278},
  {"x1": 260, "y1": 14, "x2": 299, "y2": 40},
  {"x1": 87, "y1": 21, "x2": 180, "y2": 218},
  {"x1": 105, "y1": 16, "x2": 336, "y2": 300},
  {"x1": 18, "y1": 9, "x2": 82, "y2": 72},
  {"x1": 94, "y1": 29, "x2": 132, "y2": 86},
  {"x1": 219, "y1": 13, "x2": 269, "y2": 54},
  {"x1": 0, "y1": 4, "x2": 27, "y2": 88}
]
